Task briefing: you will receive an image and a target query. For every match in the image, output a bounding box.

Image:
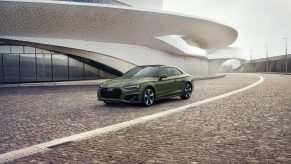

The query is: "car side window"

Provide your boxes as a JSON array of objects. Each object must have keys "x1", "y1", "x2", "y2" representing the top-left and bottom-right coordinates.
[
  {"x1": 172, "y1": 67, "x2": 183, "y2": 75},
  {"x1": 158, "y1": 67, "x2": 174, "y2": 77}
]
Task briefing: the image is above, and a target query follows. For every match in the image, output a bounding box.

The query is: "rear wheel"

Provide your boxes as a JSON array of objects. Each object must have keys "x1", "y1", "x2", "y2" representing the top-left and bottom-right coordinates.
[
  {"x1": 142, "y1": 87, "x2": 155, "y2": 106},
  {"x1": 180, "y1": 82, "x2": 192, "y2": 100}
]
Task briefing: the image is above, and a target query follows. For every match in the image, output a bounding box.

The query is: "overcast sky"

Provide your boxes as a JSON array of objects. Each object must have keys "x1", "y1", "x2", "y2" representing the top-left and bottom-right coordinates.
[{"x1": 163, "y1": 0, "x2": 291, "y2": 59}]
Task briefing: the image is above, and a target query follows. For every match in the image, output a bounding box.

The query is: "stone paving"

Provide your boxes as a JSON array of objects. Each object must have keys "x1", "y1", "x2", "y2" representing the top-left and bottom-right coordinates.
[
  {"x1": 0, "y1": 74, "x2": 258, "y2": 154},
  {"x1": 7, "y1": 74, "x2": 291, "y2": 163}
]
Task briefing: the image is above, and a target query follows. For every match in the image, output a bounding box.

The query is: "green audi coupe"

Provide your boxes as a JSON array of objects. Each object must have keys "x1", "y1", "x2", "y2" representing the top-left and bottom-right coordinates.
[{"x1": 97, "y1": 65, "x2": 194, "y2": 106}]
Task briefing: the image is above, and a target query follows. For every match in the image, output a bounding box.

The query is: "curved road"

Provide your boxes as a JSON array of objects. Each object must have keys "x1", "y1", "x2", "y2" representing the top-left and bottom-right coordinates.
[{"x1": 1, "y1": 73, "x2": 290, "y2": 163}]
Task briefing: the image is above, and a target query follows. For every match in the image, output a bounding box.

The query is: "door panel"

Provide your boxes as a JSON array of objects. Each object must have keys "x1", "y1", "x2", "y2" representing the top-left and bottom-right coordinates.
[
  {"x1": 156, "y1": 67, "x2": 185, "y2": 99},
  {"x1": 167, "y1": 68, "x2": 185, "y2": 96},
  {"x1": 155, "y1": 77, "x2": 175, "y2": 99},
  {"x1": 175, "y1": 76, "x2": 186, "y2": 95}
]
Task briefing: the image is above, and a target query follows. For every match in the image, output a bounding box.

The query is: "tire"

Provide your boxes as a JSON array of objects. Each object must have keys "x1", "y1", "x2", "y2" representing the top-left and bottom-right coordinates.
[
  {"x1": 142, "y1": 87, "x2": 155, "y2": 106},
  {"x1": 103, "y1": 101, "x2": 114, "y2": 105},
  {"x1": 180, "y1": 82, "x2": 192, "y2": 100}
]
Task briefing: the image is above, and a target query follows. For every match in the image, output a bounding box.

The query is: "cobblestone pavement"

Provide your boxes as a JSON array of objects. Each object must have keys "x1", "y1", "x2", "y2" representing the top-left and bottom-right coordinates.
[
  {"x1": 8, "y1": 74, "x2": 291, "y2": 163},
  {"x1": 0, "y1": 74, "x2": 258, "y2": 154}
]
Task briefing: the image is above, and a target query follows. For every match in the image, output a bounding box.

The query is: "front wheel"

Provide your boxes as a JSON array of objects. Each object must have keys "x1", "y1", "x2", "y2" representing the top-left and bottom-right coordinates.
[
  {"x1": 142, "y1": 87, "x2": 155, "y2": 106},
  {"x1": 180, "y1": 83, "x2": 192, "y2": 100}
]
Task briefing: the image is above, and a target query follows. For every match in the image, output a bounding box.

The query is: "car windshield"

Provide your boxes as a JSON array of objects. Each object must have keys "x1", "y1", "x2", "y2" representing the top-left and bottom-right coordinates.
[{"x1": 123, "y1": 66, "x2": 160, "y2": 77}]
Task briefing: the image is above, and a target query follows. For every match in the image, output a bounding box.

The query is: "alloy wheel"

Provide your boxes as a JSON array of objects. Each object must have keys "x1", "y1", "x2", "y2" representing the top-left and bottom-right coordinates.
[
  {"x1": 184, "y1": 83, "x2": 192, "y2": 99},
  {"x1": 144, "y1": 88, "x2": 154, "y2": 106}
]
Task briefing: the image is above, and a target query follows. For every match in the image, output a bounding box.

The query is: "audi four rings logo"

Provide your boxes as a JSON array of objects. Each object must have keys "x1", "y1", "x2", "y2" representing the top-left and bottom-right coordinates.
[{"x1": 107, "y1": 88, "x2": 113, "y2": 91}]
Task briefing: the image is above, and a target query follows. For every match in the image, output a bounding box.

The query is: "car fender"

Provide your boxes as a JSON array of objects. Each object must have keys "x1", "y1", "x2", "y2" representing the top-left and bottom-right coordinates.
[{"x1": 139, "y1": 82, "x2": 157, "y2": 96}]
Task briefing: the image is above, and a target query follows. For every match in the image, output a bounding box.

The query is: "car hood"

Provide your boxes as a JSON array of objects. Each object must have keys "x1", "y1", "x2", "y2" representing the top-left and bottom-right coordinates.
[{"x1": 102, "y1": 77, "x2": 157, "y2": 88}]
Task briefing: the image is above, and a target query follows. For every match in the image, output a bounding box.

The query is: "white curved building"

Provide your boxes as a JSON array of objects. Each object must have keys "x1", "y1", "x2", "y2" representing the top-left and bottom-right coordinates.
[{"x1": 0, "y1": 0, "x2": 239, "y2": 83}]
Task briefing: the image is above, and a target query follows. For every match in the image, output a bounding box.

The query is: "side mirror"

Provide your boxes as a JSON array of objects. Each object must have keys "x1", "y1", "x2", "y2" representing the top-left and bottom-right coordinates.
[{"x1": 159, "y1": 74, "x2": 168, "y2": 80}]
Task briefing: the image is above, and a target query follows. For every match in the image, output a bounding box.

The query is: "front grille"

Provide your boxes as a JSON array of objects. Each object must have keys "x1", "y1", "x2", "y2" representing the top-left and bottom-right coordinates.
[{"x1": 100, "y1": 88, "x2": 122, "y2": 99}]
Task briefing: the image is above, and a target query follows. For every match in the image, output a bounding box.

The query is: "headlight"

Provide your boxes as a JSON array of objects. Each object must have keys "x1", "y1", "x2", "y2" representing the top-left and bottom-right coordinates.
[
  {"x1": 99, "y1": 83, "x2": 103, "y2": 88},
  {"x1": 124, "y1": 84, "x2": 140, "y2": 90}
]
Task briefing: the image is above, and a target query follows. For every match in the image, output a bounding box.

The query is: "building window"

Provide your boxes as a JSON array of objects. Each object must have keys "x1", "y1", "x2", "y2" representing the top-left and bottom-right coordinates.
[
  {"x1": 58, "y1": 0, "x2": 129, "y2": 6},
  {"x1": 11, "y1": 46, "x2": 23, "y2": 53},
  {"x1": 0, "y1": 45, "x2": 121, "y2": 84},
  {"x1": 69, "y1": 55, "x2": 84, "y2": 80},
  {"x1": 0, "y1": 54, "x2": 3, "y2": 83},
  {"x1": 99, "y1": 69, "x2": 115, "y2": 79},
  {"x1": 20, "y1": 54, "x2": 36, "y2": 82},
  {"x1": 36, "y1": 53, "x2": 52, "y2": 82},
  {"x1": 24, "y1": 46, "x2": 35, "y2": 53},
  {"x1": 52, "y1": 54, "x2": 68, "y2": 81},
  {"x1": 3, "y1": 54, "x2": 20, "y2": 83},
  {"x1": 0, "y1": 46, "x2": 10, "y2": 53},
  {"x1": 84, "y1": 59, "x2": 99, "y2": 80}
]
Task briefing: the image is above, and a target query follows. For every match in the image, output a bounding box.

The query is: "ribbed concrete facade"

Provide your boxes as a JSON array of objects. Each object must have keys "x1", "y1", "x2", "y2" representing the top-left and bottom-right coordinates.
[{"x1": 0, "y1": 0, "x2": 239, "y2": 83}]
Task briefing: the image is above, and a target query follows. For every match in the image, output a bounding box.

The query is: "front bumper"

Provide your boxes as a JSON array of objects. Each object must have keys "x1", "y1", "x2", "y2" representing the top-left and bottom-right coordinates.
[{"x1": 97, "y1": 87, "x2": 142, "y2": 104}]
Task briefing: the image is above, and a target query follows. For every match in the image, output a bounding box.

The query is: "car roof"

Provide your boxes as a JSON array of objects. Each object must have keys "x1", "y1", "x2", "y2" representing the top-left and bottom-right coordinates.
[
  {"x1": 137, "y1": 65, "x2": 184, "y2": 72},
  {"x1": 138, "y1": 65, "x2": 184, "y2": 67},
  {"x1": 138, "y1": 65, "x2": 165, "y2": 67},
  {"x1": 138, "y1": 65, "x2": 181, "y2": 69}
]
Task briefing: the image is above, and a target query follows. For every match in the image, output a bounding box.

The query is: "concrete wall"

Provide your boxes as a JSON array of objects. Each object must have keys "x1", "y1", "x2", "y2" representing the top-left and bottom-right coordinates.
[
  {"x1": 0, "y1": 0, "x2": 237, "y2": 54},
  {"x1": 118, "y1": 0, "x2": 163, "y2": 10},
  {"x1": 1, "y1": 37, "x2": 209, "y2": 76},
  {"x1": 229, "y1": 54, "x2": 291, "y2": 73},
  {"x1": 208, "y1": 59, "x2": 226, "y2": 75}
]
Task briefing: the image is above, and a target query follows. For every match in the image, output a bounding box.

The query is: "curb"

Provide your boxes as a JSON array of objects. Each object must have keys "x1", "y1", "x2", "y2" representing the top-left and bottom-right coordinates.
[
  {"x1": 256, "y1": 72, "x2": 291, "y2": 75},
  {"x1": 0, "y1": 80, "x2": 107, "y2": 88},
  {"x1": 227, "y1": 72, "x2": 291, "y2": 75},
  {"x1": 193, "y1": 74, "x2": 225, "y2": 81}
]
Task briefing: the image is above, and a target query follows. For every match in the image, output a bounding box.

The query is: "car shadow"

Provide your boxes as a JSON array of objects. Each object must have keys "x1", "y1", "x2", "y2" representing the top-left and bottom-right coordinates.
[
  {"x1": 154, "y1": 97, "x2": 181, "y2": 105},
  {"x1": 95, "y1": 97, "x2": 181, "y2": 109}
]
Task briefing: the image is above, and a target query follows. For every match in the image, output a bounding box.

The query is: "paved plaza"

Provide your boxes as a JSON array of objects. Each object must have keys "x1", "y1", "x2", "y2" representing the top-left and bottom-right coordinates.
[{"x1": 0, "y1": 74, "x2": 290, "y2": 163}]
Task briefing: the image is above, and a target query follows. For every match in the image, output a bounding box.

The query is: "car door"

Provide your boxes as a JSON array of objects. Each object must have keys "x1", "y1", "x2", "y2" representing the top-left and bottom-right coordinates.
[
  {"x1": 171, "y1": 67, "x2": 185, "y2": 95},
  {"x1": 155, "y1": 67, "x2": 175, "y2": 99}
]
